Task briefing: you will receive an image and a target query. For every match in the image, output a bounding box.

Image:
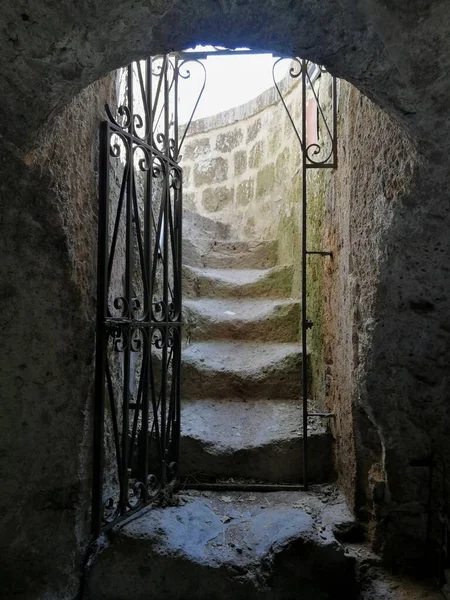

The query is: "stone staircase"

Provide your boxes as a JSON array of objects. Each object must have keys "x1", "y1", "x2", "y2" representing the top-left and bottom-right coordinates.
[
  {"x1": 179, "y1": 212, "x2": 334, "y2": 485},
  {"x1": 85, "y1": 213, "x2": 443, "y2": 600}
]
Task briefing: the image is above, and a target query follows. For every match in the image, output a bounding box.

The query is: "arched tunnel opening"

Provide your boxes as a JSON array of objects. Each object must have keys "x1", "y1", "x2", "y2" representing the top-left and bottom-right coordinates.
[{"x1": 1, "y1": 2, "x2": 450, "y2": 598}]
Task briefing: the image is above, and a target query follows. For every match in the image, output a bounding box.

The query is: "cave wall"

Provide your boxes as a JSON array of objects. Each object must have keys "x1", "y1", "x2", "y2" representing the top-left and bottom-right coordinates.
[
  {"x1": 320, "y1": 82, "x2": 433, "y2": 566},
  {"x1": 0, "y1": 76, "x2": 113, "y2": 598}
]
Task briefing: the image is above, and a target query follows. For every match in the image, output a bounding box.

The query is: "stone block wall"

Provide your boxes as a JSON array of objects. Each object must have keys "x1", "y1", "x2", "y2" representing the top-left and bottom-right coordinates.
[{"x1": 180, "y1": 72, "x2": 302, "y2": 242}]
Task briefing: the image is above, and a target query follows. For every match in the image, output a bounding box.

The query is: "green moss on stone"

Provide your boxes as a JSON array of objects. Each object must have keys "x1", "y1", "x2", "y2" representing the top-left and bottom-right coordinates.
[
  {"x1": 305, "y1": 169, "x2": 328, "y2": 407},
  {"x1": 276, "y1": 172, "x2": 302, "y2": 294},
  {"x1": 268, "y1": 130, "x2": 281, "y2": 155},
  {"x1": 249, "y1": 141, "x2": 264, "y2": 169},
  {"x1": 275, "y1": 148, "x2": 290, "y2": 185},
  {"x1": 256, "y1": 163, "x2": 275, "y2": 197}
]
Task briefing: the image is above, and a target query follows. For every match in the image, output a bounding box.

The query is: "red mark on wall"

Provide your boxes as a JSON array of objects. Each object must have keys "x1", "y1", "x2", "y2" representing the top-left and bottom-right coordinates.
[{"x1": 306, "y1": 98, "x2": 318, "y2": 147}]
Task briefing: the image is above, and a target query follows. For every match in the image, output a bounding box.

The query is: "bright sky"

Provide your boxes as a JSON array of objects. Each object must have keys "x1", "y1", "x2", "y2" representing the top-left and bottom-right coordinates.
[{"x1": 178, "y1": 47, "x2": 290, "y2": 124}]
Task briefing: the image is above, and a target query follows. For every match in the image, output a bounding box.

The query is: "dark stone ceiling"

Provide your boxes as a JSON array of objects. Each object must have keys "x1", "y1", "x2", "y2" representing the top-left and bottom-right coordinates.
[{"x1": 0, "y1": 0, "x2": 449, "y2": 150}]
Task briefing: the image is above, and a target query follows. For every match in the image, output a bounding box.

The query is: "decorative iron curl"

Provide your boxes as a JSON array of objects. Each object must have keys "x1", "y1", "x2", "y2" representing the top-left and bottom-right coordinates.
[
  {"x1": 130, "y1": 327, "x2": 143, "y2": 353},
  {"x1": 101, "y1": 496, "x2": 120, "y2": 525},
  {"x1": 151, "y1": 326, "x2": 167, "y2": 349},
  {"x1": 106, "y1": 103, "x2": 132, "y2": 130},
  {"x1": 289, "y1": 58, "x2": 303, "y2": 79},
  {"x1": 168, "y1": 302, "x2": 180, "y2": 322},
  {"x1": 133, "y1": 145, "x2": 152, "y2": 172},
  {"x1": 152, "y1": 300, "x2": 165, "y2": 323},
  {"x1": 133, "y1": 113, "x2": 145, "y2": 137},
  {"x1": 131, "y1": 295, "x2": 141, "y2": 314},
  {"x1": 151, "y1": 56, "x2": 164, "y2": 77},
  {"x1": 306, "y1": 142, "x2": 334, "y2": 166},
  {"x1": 167, "y1": 327, "x2": 176, "y2": 349},
  {"x1": 130, "y1": 475, "x2": 160, "y2": 504},
  {"x1": 272, "y1": 57, "x2": 304, "y2": 151},
  {"x1": 113, "y1": 296, "x2": 129, "y2": 317},
  {"x1": 156, "y1": 132, "x2": 167, "y2": 148},
  {"x1": 177, "y1": 58, "x2": 207, "y2": 156},
  {"x1": 168, "y1": 138, "x2": 177, "y2": 161},
  {"x1": 169, "y1": 168, "x2": 182, "y2": 190},
  {"x1": 109, "y1": 130, "x2": 129, "y2": 161},
  {"x1": 128, "y1": 479, "x2": 148, "y2": 508},
  {"x1": 152, "y1": 155, "x2": 165, "y2": 179},
  {"x1": 112, "y1": 328, "x2": 127, "y2": 352}
]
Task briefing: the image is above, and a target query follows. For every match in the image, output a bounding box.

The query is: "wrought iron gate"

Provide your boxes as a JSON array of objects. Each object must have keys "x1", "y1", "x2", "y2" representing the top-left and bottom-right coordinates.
[
  {"x1": 92, "y1": 54, "x2": 205, "y2": 535},
  {"x1": 92, "y1": 50, "x2": 337, "y2": 535}
]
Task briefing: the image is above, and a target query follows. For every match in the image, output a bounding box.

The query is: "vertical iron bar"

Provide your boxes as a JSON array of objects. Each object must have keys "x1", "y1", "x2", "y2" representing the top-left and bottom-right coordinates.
[
  {"x1": 174, "y1": 55, "x2": 179, "y2": 162},
  {"x1": 140, "y1": 57, "x2": 152, "y2": 493},
  {"x1": 161, "y1": 56, "x2": 169, "y2": 484},
  {"x1": 148, "y1": 56, "x2": 155, "y2": 484},
  {"x1": 92, "y1": 121, "x2": 110, "y2": 536},
  {"x1": 175, "y1": 188, "x2": 182, "y2": 468},
  {"x1": 301, "y1": 59, "x2": 309, "y2": 491},
  {"x1": 332, "y1": 75, "x2": 338, "y2": 169},
  {"x1": 121, "y1": 64, "x2": 133, "y2": 514},
  {"x1": 174, "y1": 54, "x2": 181, "y2": 467}
]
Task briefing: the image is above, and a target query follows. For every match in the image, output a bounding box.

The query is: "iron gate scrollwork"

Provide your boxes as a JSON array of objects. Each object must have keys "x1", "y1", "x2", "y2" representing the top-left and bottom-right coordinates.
[{"x1": 92, "y1": 54, "x2": 205, "y2": 535}]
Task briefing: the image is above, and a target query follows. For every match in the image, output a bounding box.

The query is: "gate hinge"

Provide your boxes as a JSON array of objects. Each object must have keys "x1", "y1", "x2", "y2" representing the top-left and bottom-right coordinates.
[{"x1": 305, "y1": 319, "x2": 314, "y2": 329}]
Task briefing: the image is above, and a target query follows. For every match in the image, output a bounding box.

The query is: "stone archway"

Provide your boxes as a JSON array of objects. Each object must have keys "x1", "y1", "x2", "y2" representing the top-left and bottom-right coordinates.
[
  {"x1": 1, "y1": 1, "x2": 450, "y2": 597},
  {"x1": 2, "y1": 0, "x2": 448, "y2": 149}
]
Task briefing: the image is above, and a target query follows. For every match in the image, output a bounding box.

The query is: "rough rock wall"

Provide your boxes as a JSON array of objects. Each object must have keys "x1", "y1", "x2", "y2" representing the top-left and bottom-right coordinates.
[
  {"x1": 321, "y1": 82, "x2": 426, "y2": 566},
  {"x1": 0, "y1": 76, "x2": 113, "y2": 599}
]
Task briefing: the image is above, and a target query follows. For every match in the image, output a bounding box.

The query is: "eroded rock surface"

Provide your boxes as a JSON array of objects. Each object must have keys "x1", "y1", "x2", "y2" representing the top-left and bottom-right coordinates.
[{"x1": 86, "y1": 489, "x2": 357, "y2": 600}]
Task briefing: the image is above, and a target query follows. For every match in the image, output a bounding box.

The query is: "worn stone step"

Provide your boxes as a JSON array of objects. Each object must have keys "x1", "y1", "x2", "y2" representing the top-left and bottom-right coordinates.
[
  {"x1": 184, "y1": 298, "x2": 300, "y2": 342},
  {"x1": 183, "y1": 238, "x2": 278, "y2": 269},
  {"x1": 183, "y1": 265, "x2": 293, "y2": 299},
  {"x1": 182, "y1": 341, "x2": 308, "y2": 399},
  {"x1": 183, "y1": 209, "x2": 231, "y2": 240},
  {"x1": 86, "y1": 489, "x2": 358, "y2": 600},
  {"x1": 180, "y1": 398, "x2": 334, "y2": 483}
]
